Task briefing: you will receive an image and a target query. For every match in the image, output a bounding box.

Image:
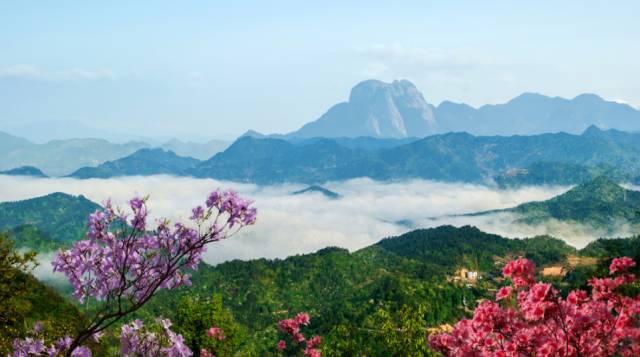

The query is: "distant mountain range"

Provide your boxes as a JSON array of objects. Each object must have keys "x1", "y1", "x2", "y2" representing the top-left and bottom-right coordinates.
[
  {"x1": 159, "y1": 138, "x2": 229, "y2": 160},
  {"x1": 189, "y1": 126, "x2": 640, "y2": 185},
  {"x1": 282, "y1": 79, "x2": 640, "y2": 138},
  {"x1": 0, "y1": 131, "x2": 148, "y2": 176},
  {"x1": 69, "y1": 148, "x2": 200, "y2": 178},
  {"x1": 46, "y1": 125, "x2": 640, "y2": 186},
  {"x1": 470, "y1": 177, "x2": 640, "y2": 230},
  {"x1": 0, "y1": 131, "x2": 229, "y2": 176},
  {"x1": 4, "y1": 79, "x2": 640, "y2": 182}
]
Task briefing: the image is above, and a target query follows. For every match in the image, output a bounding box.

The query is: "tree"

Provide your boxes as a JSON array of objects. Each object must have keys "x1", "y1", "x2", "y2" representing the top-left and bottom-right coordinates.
[
  {"x1": 0, "y1": 234, "x2": 37, "y2": 352},
  {"x1": 0, "y1": 234, "x2": 37, "y2": 322},
  {"x1": 370, "y1": 304, "x2": 437, "y2": 357},
  {"x1": 429, "y1": 257, "x2": 640, "y2": 356},
  {"x1": 174, "y1": 294, "x2": 245, "y2": 356}
]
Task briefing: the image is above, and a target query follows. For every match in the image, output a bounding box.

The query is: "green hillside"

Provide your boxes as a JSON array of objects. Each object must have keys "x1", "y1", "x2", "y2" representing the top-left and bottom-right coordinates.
[
  {"x1": 509, "y1": 176, "x2": 640, "y2": 228},
  {"x1": 0, "y1": 192, "x2": 101, "y2": 248},
  {"x1": 10, "y1": 222, "x2": 639, "y2": 355},
  {"x1": 494, "y1": 162, "x2": 638, "y2": 188},
  {"x1": 0, "y1": 234, "x2": 94, "y2": 355},
  {"x1": 135, "y1": 225, "x2": 576, "y2": 354},
  {"x1": 469, "y1": 177, "x2": 640, "y2": 231}
]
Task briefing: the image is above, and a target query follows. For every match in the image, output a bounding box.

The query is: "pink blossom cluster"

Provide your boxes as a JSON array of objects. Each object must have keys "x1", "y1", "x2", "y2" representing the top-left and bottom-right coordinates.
[
  {"x1": 120, "y1": 319, "x2": 192, "y2": 357},
  {"x1": 206, "y1": 326, "x2": 226, "y2": 340},
  {"x1": 277, "y1": 312, "x2": 321, "y2": 357},
  {"x1": 429, "y1": 256, "x2": 640, "y2": 356},
  {"x1": 502, "y1": 257, "x2": 536, "y2": 287},
  {"x1": 200, "y1": 326, "x2": 226, "y2": 357}
]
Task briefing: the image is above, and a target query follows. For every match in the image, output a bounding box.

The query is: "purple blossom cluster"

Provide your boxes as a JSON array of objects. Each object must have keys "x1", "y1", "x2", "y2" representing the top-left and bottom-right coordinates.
[
  {"x1": 10, "y1": 322, "x2": 93, "y2": 357},
  {"x1": 53, "y1": 190, "x2": 256, "y2": 304},
  {"x1": 120, "y1": 319, "x2": 192, "y2": 357},
  {"x1": 12, "y1": 189, "x2": 256, "y2": 356}
]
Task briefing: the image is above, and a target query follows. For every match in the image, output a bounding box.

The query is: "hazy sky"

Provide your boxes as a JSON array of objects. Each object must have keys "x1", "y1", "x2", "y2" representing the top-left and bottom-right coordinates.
[{"x1": 1, "y1": 1, "x2": 638, "y2": 141}]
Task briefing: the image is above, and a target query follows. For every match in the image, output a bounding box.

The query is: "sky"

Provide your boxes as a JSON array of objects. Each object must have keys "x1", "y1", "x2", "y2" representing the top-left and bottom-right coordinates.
[{"x1": 0, "y1": 1, "x2": 638, "y2": 141}]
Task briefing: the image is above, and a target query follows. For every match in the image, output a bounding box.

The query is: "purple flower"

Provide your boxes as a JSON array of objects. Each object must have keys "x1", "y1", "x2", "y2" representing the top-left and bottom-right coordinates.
[
  {"x1": 190, "y1": 206, "x2": 205, "y2": 220},
  {"x1": 129, "y1": 197, "x2": 144, "y2": 210},
  {"x1": 120, "y1": 319, "x2": 192, "y2": 357},
  {"x1": 32, "y1": 321, "x2": 43, "y2": 334},
  {"x1": 206, "y1": 190, "x2": 222, "y2": 208}
]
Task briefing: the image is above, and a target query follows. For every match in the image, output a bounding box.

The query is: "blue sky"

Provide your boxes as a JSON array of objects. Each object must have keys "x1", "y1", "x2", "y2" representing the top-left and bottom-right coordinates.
[{"x1": 0, "y1": 1, "x2": 638, "y2": 141}]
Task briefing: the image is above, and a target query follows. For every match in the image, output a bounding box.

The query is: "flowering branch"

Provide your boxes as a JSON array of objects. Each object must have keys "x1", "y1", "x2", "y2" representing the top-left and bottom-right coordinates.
[{"x1": 48, "y1": 189, "x2": 256, "y2": 356}]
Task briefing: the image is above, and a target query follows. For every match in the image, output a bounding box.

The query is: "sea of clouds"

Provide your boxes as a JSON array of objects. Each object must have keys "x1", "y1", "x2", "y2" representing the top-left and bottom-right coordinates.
[{"x1": 0, "y1": 175, "x2": 632, "y2": 269}]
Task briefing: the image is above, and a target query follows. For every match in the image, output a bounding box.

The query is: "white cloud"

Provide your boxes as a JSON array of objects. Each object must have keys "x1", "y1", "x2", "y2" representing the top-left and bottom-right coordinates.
[
  {"x1": 356, "y1": 43, "x2": 497, "y2": 69},
  {"x1": 0, "y1": 176, "x2": 566, "y2": 262},
  {"x1": 362, "y1": 62, "x2": 389, "y2": 77},
  {"x1": 0, "y1": 64, "x2": 115, "y2": 81},
  {"x1": 0, "y1": 175, "x2": 627, "y2": 278},
  {"x1": 611, "y1": 98, "x2": 640, "y2": 110}
]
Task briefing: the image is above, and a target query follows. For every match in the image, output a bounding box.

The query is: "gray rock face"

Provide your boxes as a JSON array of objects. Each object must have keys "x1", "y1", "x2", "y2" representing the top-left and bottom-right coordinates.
[
  {"x1": 291, "y1": 79, "x2": 437, "y2": 138},
  {"x1": 287, "y1": 79, "x2": 640, "y2": 139}
]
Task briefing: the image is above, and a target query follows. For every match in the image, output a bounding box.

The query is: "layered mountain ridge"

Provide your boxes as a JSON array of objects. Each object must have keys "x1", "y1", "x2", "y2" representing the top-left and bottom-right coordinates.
[
  {"x1": 0, "y1": 131, "x2": 228, "y2": 176},
  {"x1": 69, "y1": 148, "x2": 200, "y2": 178},
  {"x1": 190, "y1": 126, "x2": 640, "y2": 184}
]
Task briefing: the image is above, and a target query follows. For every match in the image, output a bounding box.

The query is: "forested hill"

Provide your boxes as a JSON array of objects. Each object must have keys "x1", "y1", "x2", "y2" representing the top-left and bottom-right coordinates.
[
  {"x1": 372, "y1": 225, "x2": 576, "y2": 271},
  {"x1": 0, "y1": 192, "x2": 100, "y2": 248},
  {"x1": 476, "y1": 177, "x2": 640, "y2": 229},
  {"x1": 494, "y1": 161, "x2": 640, "y2": 188}
]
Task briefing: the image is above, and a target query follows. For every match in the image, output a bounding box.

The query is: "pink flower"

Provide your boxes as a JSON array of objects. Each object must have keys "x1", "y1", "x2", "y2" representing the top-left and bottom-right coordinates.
[
  {"x1": 610, "y1": 256, "x2": 636, "y2": 275},
  {"x1": 304, "y1": 347, "x2": 321, "y2": 357},
  {"x1": 277, "y1": 312, "x2": 320, "y2": 356},
  {"x1": 567, "y1": 290, "x2": 588, "y2": 305},
  {"x1": 207, "y1": 326, "x2": 225, "y2": 340},
  {"x1": 502, "y1": 257, "x2": 536, "y2": 287},
  {"x1": 200, "y1": 349, "x2": 215, "y2": 357},
  {"x1": 295, "y1": 312, "x2": 311, "y2": 326},
  {"x1": 307, "y1": 335, "x2": 321, "y2": 349},
  {"x1": 496, "y1": 286, "x2": 513, "y2": 301}
]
